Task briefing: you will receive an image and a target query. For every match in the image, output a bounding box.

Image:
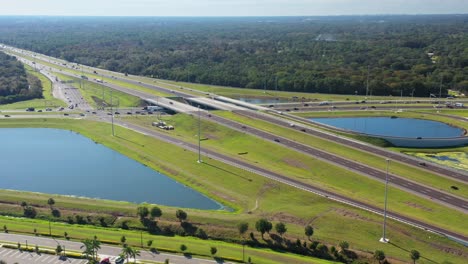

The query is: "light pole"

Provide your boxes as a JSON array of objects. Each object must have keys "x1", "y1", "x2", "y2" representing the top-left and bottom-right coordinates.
[
  {"x1": 197, "y1": 105, "x2": 202, "y2": 163},
  {"x1": 110, "y1": 89, "x2": 115, "y2": 136},
  {"x1": 380, "y1": 158, "x2": 390, "y2": 243}
]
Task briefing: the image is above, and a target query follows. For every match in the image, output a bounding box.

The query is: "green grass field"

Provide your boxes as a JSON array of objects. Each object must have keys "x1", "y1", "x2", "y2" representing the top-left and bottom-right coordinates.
[
  {"x1": 214, "y1": 111, "x2": 468, "y2": 199},
  {"x1": 0, "y1": 118, "x2": 466, "y2": 263},
  {"x1": 120, "y1": 114, "x2": 468, "y2": 235}
]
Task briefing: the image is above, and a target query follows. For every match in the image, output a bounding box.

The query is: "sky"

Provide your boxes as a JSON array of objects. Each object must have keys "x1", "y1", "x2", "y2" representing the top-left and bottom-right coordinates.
[{"x1": 1, "y1": 0, "x2": 467, "y2": 16}]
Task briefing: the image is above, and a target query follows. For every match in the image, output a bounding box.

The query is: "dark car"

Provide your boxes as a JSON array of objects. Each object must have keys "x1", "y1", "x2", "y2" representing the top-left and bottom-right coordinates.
[
  {"x1": 99, "y1": 257, "x2": 111, "y2": 264},
  {"x1": 274, "y1": 138, "x2": 280, "y2": 142}
]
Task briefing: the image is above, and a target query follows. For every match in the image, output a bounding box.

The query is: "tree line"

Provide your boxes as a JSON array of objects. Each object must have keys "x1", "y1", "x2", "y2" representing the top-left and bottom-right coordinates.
[
  {"x1": 1, "y1": 16, "x2": 467, "y2": 96},
  {"x1": 0, "y1": 51, "x2": 42, "y2": 104},
  {"x1": 0, "y1": 16, "x2": 467, "y2": 96}
]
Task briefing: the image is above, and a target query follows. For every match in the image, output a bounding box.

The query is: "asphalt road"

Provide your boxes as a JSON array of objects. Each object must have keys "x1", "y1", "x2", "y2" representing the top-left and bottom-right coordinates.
[
  {"x1": 199, "y1": 111, "x2": 468, "y2": 212},
  {"x1": 0, "y1": 233, "x2": 232, "y2": 264},
  {"x1": 8, "y1": 47, "x2": 468, "y2": 242},
  {"x1": 112, "y1": 116, "x2": 468, "y2": 243},
  {"x1": 236, "y1": 110, "x2": 468, "y2": 183}
]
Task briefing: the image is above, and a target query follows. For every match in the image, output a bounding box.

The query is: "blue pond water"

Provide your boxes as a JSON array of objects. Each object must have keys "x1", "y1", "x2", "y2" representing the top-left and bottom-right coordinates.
[
  {"x1": 0, "y1": 128, "x2": 221, "y2": 209},
  {"x1": 311, "y1": 117, "x2": 464, "y2": 138}
]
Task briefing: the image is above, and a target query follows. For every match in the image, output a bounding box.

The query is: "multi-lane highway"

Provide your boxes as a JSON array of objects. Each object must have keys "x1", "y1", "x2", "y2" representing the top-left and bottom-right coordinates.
[
  {"x1": 5, "y1": 46, "x2": 468, "y2": 242},
  {"x1": 18, "y1": 51, "x2": 468, "y2": 212},
  {"x1": 236, "y1": 110, "x2": 468, "y2": 183}
]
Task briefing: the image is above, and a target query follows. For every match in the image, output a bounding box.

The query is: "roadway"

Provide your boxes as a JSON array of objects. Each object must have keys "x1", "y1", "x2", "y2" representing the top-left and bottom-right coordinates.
[
  {"x1": 6, "y1": 46, "x2": 468, "y2": 242},
  {"x1": 108, "y1": 115, "x2": 468, "y2": 243},
  {"x1": 0, "y1": 233, "x2": 232, "y2": 264},
  {"x1": 236, "y1": 110, "x2": 468, "y2": 183},
  {"x1": 19, "y1": 54, "x2": 468, "y2": 213}
]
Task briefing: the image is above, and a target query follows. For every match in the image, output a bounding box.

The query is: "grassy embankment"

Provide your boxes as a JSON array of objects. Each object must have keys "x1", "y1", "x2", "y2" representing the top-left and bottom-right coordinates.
[
  {"x1": 121, "y1": 114, "x2": 468, "y2": 235},
  {"x1": 0, "y1": 65, "x2": 66, "y2": 110},
  {"x1": 54, "y1": 73, "x2": 142, "y2": 109},
  {"x1": 213, "y1": 111, "x2": 468, "y2": 199},
  {"x1": 0, "y1": 118, "x2": 466, "y2": 263}
]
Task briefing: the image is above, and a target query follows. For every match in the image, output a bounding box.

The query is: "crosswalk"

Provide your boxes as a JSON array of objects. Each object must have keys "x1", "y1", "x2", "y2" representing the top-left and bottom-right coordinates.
[{"x1": 0, "y1": 247, "x2": 87, "y2": 264}]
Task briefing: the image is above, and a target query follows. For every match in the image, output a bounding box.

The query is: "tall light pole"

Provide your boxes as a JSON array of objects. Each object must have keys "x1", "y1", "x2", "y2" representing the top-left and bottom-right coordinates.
[
  {"x1": 380, "y1": 158, "x2": 390, "y2": 243},
  {"x1": 110, "y1": 89, "x2": 115, "y2": 136},
  {"x1": 197, "y1": 105, "x2": 202, "y2": 163}
]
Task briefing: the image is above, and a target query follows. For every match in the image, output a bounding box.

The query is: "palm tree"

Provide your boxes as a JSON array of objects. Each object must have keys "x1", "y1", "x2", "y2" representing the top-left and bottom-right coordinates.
[
  {"x1": 80, "y1": 239, "x2": 94, "y2": 260},
  {"x1": 91, "y1": 237, "x2": 101, "y2": 260},
  {"x1": 121, "y1": 245, "x2": 140, "y2": 263}
]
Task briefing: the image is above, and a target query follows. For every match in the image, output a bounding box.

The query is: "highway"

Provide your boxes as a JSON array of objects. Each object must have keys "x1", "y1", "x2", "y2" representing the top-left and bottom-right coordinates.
[
  {"x1": 236, "y1": 110, "x2": 468, "y2": 183},
  {"x1": 5, "y1": 46, "x2": 468, "y2": 242},
  {"x1": 109, "y1": 115, "x2": 468, "y2": 243},
  {"x1": 19, "y1": 53, "x2": 468, "y2": 213}
]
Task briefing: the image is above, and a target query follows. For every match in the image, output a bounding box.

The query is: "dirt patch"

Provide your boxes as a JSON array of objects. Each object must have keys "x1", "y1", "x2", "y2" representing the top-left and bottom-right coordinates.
[
  {"x1": 281, "y1": 157, "x2": 309, "y2": 170},
  {"x1": 403, "y1": 201, "x2": 433, "y2": 212},
  {"x1": 160, "y1": 165, "x2": 180, "y2": 176},
  {"x1": 258, "y1": 181, "x2": 280, "y2": 197},
  {"x1": 271, "y1": 212, "x2": 308, "y2": 226},
  {"x1": 205, "y1": 133, "x2": 219, "y2": 140},
  {"x1": 212, "y1": 191, "x2": 236, "y2": 203},
  {"x1": 332, "y1": 208, "x2": 375, "y2": 223}
]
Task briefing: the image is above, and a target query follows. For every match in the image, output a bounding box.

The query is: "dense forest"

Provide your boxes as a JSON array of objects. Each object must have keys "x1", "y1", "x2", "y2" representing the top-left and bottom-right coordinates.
[
  {"x1": 0, "y1": 15, "x2": 467, "y2": 96},
  {"x1": 0, "y1": 51, "x2": 42, "y2": 104}
]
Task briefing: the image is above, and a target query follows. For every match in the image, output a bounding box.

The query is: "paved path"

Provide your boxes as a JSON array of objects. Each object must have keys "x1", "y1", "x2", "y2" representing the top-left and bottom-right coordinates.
[{"x1": 0, "y1": 233, "x2": 231, "y2": 264}]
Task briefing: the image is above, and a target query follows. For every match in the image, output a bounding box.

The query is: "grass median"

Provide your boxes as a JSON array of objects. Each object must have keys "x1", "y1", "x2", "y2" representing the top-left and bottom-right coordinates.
[{"x1": 0, "y1": 117, "x2": 466, "y2": 263}]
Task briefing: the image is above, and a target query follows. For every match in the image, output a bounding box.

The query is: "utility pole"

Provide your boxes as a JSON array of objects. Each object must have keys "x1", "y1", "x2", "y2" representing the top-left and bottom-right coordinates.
[
  {"x1": 197, "y1": 105, "x2": 202, "y2": 163},
  {"x1": 110, "y1": 89, "x2": 114, "y2": 136},
  {"x1": 379, "y1": 159, "x2": 390, "y2": 243}
]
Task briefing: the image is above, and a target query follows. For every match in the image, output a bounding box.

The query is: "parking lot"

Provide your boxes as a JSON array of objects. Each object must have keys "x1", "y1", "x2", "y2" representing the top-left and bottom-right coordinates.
[{"x1": 0, "y1": 247, "x2": 87, "y2": 264}]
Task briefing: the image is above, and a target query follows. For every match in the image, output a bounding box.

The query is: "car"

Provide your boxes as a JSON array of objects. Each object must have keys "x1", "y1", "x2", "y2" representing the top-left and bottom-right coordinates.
[
  {"x1": 99, "y1": 257, "x2": 111, "y2": 264},
  {"x1": 127, "y1": 112, "x2": 132, "y2": 115},
  {"x1": 115, "y1": 257, "x2": 125, "y2": 264},
  {"x1": 293, "y1": 107, "x2": 299, "y2": 110},
  {"x1": 107, "y1": 112, "x2": 112, "y2": 115},
  {"x1": 274, "y1": 138, "x2": 280, "y2": 142},
  {"x1": 135, "y1": 111, "x2": 141, "y2": 114},
  {"x1": 26, "y1": 107, "x2": 35, "y2": 112},
  {"x1": 419, "y1": 162, "x2": 426, "y2": 166},
  {"x1": 92, "y1": 111, "x2": 97, "y2": 114},
  {"x1": 268, "y1": 105, "x2": 274, "y2": 108},
  {"x1": 370, "y1": 106, "x2": 376, "y2": 109},
  {"x1": 64, "y1": 113, "x2": 69, "y2": 116},
  {"x1": 37, "y1": 109, "x2": 43, "y2": 112},
  {"x1": 301, "y1": 128, "x2": 306, "y2": 132},
  {"x1": 46, "y1": 108, "x2": 52, "y2": 111},
  {"x1": 114, "y1": 112, "x2": 120, "y2": 115},
  {"x1": 4, "y1": 115, "x2": 10, "y2": 117},
  {"x1": 79, "y1": 113, "x2": 85, "y2": 116},
  {"x1": 289, "y1": 123, "x2": 295, "y2": 127}
]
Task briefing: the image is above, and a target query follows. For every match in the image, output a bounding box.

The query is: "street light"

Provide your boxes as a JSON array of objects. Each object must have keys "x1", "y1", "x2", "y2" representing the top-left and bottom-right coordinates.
[
  {"x1": 379, "y1": 158, "x2": 390, "y2": 243},
  {"x1": 197, "y1": 105, "x2": 202, "y2": 163}
]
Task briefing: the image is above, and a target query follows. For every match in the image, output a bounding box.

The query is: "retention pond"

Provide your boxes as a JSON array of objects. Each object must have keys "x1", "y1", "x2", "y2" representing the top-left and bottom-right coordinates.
[
  {"x1": 310, "y1": 117, "x2": 464, "y2": 138},
  {"x1": 0, "y1": 128, "x2": 221, "y2": 210}
]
